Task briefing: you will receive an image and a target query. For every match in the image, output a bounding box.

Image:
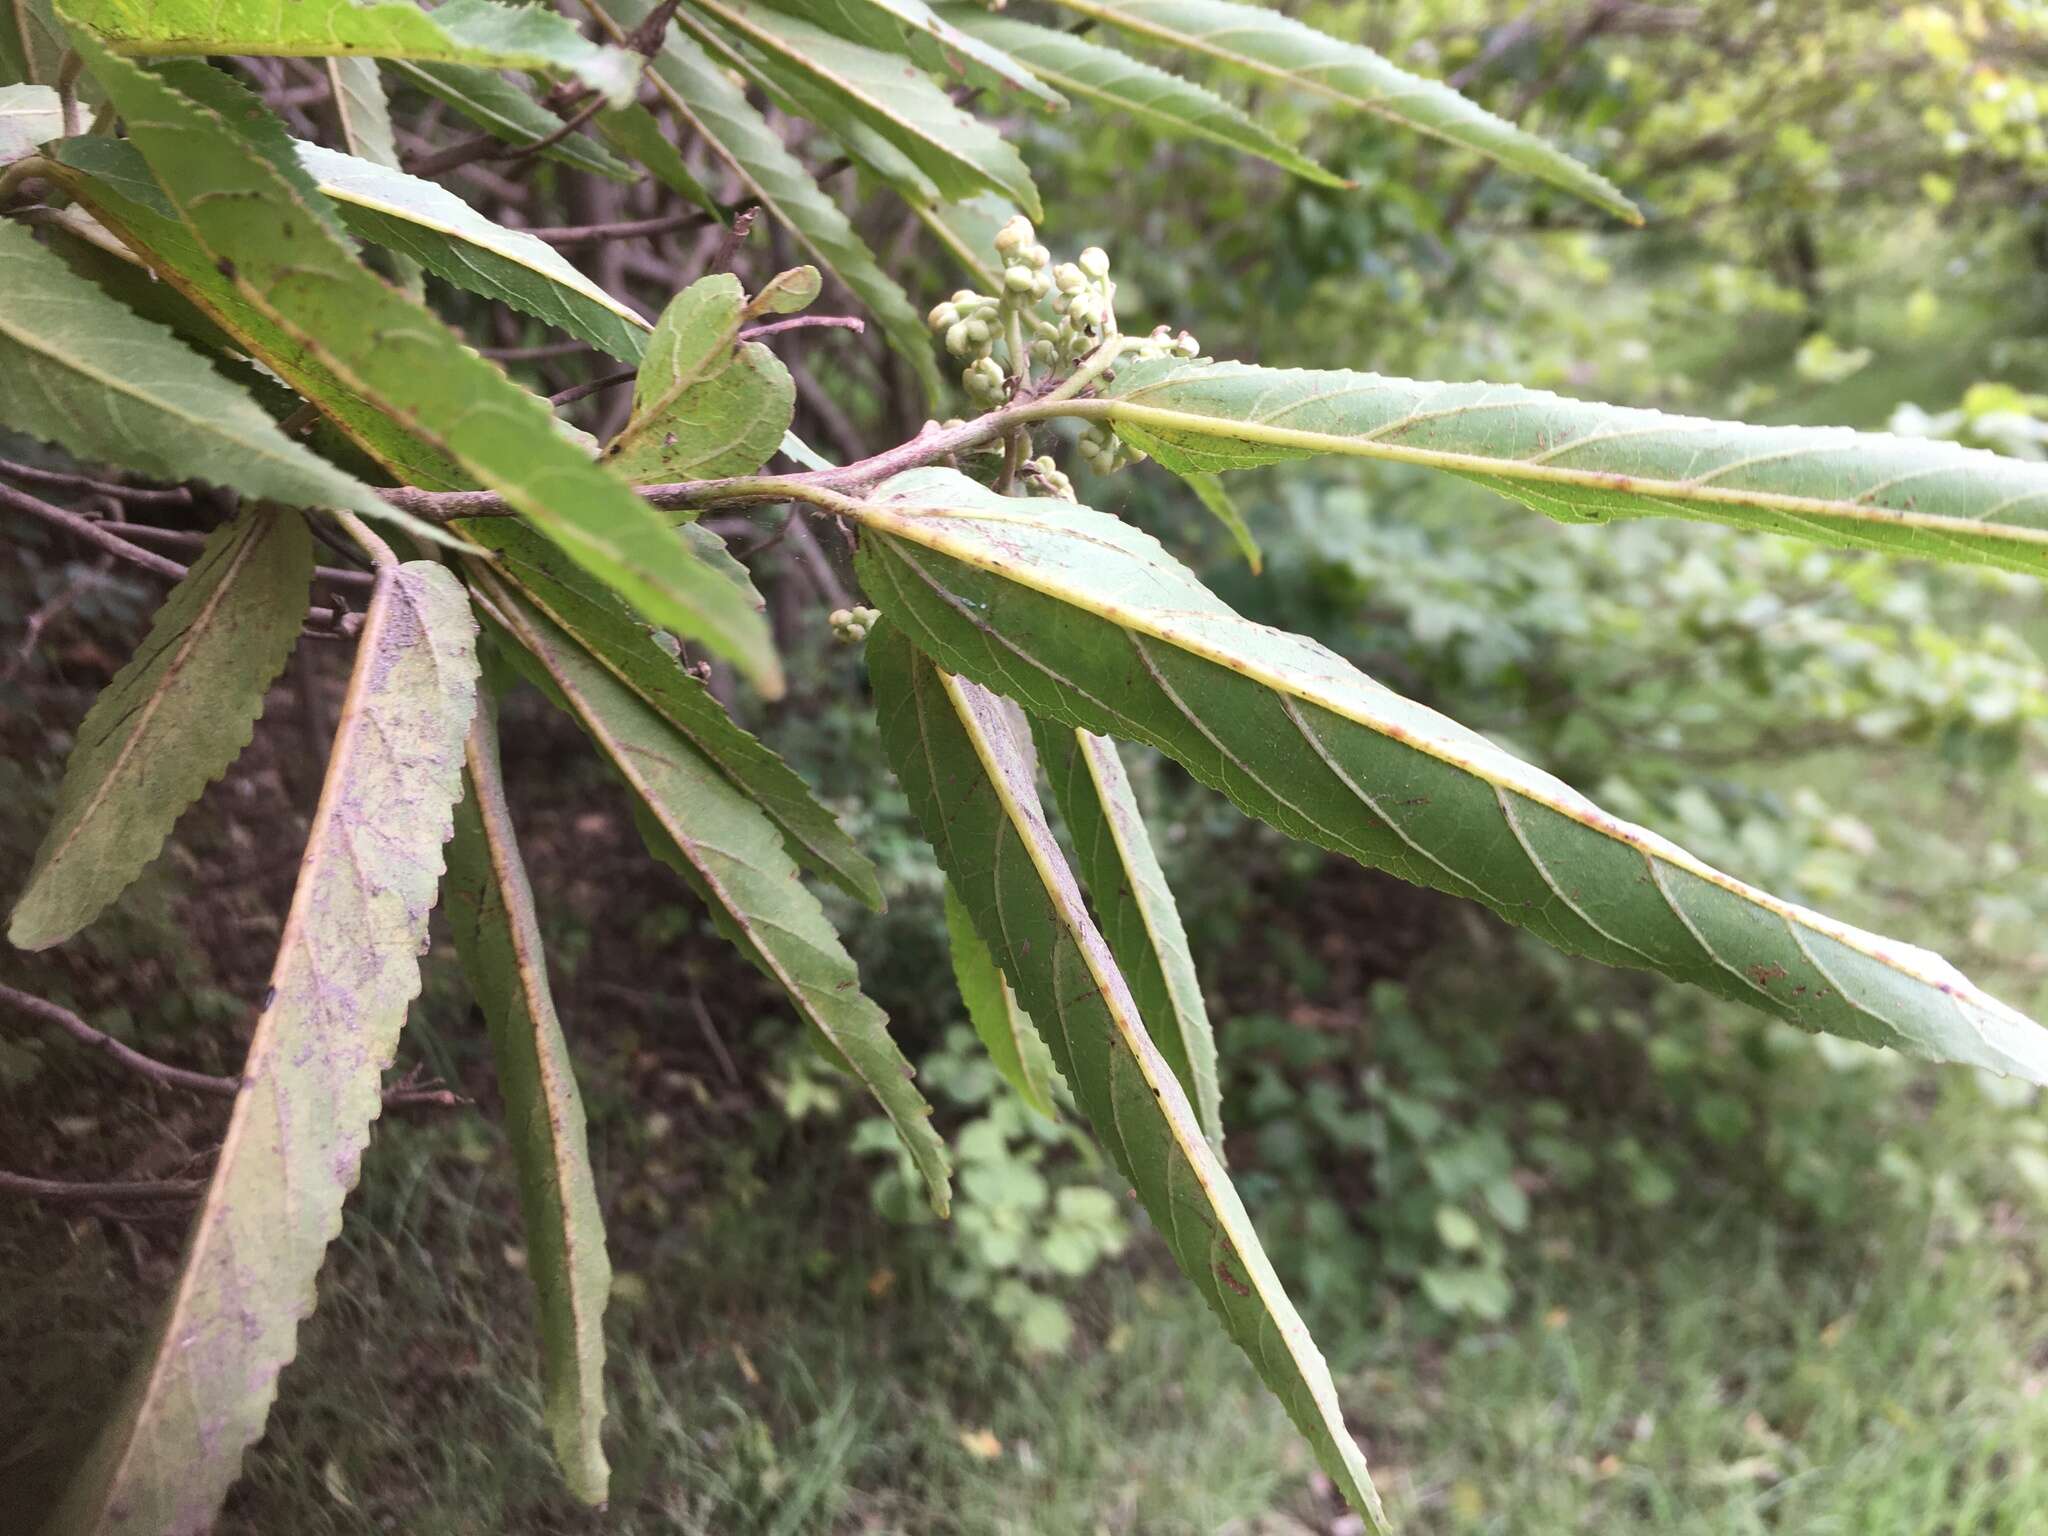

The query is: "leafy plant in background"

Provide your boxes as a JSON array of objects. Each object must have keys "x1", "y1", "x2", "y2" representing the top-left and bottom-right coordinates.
[{"x1": 5, "y1": 1, "x2": 2048, "y2": 1532}]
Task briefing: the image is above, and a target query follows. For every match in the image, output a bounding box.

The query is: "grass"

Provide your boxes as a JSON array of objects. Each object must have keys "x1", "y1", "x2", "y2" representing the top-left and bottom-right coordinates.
[{"x1": 9, "y1": 1084, "x2": 2046, "y2": 1535}]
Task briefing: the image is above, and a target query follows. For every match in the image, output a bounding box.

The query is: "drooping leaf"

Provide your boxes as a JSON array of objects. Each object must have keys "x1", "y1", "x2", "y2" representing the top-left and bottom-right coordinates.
[
  {"x1": 0, "y1": 81, "x2": 59, "y2": 159},
  {"x1": 322, "y1": 57, "x2": 422, "y2": 297},
  {"x1": 591, "y1": 100, "x2": 721, "y2": 216},
  {"x1": 1179, "y1": 468, "x2": 1261, "y2": 571},
  {"x1": 589, "y1": 0, "x2": 940, "y2": 402},
  {"x1": 938, "y1": 10, "x2": 1343, "y2": 188},
  {"x1": 1034, "y1": 721, "x2": 1221, "y2": 1149},
  {"x1": 45, "y1": 560, "x2": 479, "y2": 1536},
  {"x1": 943, "y1": 880, "x2": 1059, "y2": 1118},
  {"x1": 297, "y1": 141, "x2": 653, "y2": 361},
  {"x1": 9, "y1": 510, "x2": 312, "y2": 951},
  {"x1": 67, "y1": 0, "x2": 639, "y2": 102},
  {"x1": 869, "y1": 627, "x2": 1387, "y2": 1532},
  {"x1": 474, "y1": 576, "x2": 948, "y2": 1211},
  {"x1": 392, "y1": 60, "x2": 640, "y2": 181},
  {"x1": 2, "y1": 0, "x2": 67, "y2": 83},
  {"x1": 74, "y1": 39, "x2": 782, "y2": 692},
  {"x1": 850, "y1": 469, "x2": 2048, "y2": 1081},
  {"x1": 1100, "y1": 358, "x2": 2048, "y2": 576},
  {"x1": 683, "y1": 0, "x2": 1040, "y2": 217},
  {"x1": 460, "y1": 517, "x2": 881, "y2": 908},
  {"x1": 0, "y1": 220, "x2": 391, "y2": 516},
  {"x1": 601, "y1": 272, "x2": 793, "y2": 482},
  {"x1": 912, "y1": 190, "x2": 1009, "y2": 289},
  {"x1": 49, "y1": 136, "x2": 474, "y2": 492},
  {"x1": 444, "y1": 696, "x2": 611, "y2": 1506},
  {"x1": 773, "y1": 0, "x2": 1063, "y2": 108},
  {"x1": 1041, "y1": 0, "x2": 1637, "y2": 222}
]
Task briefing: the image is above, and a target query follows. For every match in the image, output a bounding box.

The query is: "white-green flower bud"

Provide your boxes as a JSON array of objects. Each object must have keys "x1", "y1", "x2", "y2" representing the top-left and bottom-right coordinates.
[
  {"x1": 1030, "y1": 338, "x2": 1057, "y2": 366},
  {"x1": 1078, "y1": 246, "x2": 1110, "y2": 280},
  {"x1": 964, "y1": 318, "x2": 991, "y2": 344},
  {"x1": 1004, "y1": 263, "x2": 1037, "y2": 294},
  {"x1": 1026, "y1": 243, "x2": 1051, "y2": 269},
  {"x1": 994, "y1": 215, "x2": 1035, "y2": 257},
  {"x1": 1053, "y1": 263, "x2": 1086, "y2": 294},
  {"x1": 1174, "y1": 330, "x2": 1199, "y2": 358},
  {"x1": 945, "y1": 321, "x2": 972, "y2": 356},
  {"x1": 928, "y1": 301, "x2": 960, "y2": 331}
]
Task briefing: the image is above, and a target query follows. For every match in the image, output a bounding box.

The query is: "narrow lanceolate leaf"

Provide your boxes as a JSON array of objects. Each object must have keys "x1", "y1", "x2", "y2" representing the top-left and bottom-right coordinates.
[
  {"x1": 938, "y1": 11, "x2": 1343, "y2": 188},
  {"x1": 0, "y1": 81, "x2": 59, "y2": 159},
  {"x1": 589, "y1": 0, "x2": 940, "y2": 403},
  {"x1": 393, "y1": 61, "x2": 639, "y2": 182},
  {"x1": 298, "y1": 142, "x2": 652, "y2": 362},
  {"x1": 912, "y1": 191, "x2": 1009, "y2": 290},
  {"x1": 46, "y1": 561, "x2": 478, "y2": 1536},
  {"x1": 10, "y1": 511, "x2": 312, "y2": 950},
  {"x1": 445, "y1": 700, "x2": 611, "y2": 1506},
  {"x1": 3, "y1": 0, "x2": 67, "y2": 82},
  {"x1": 943, "y1": 881, "x2": 1059, "y2": 1118},
  {"x1": 785, "y1": 0, "x2": 1063, "y2": 108},
  {"x1": 602, "y1": 273, "x2": 792, "y2": 482},
  {"x1": 685, "y1": 0, "x2": 1040, "y2": 216},
  {"x1": 0, "y1": 220, "x2": 390, "y2": 516},
  {"x1": 869, "y1": 629, "x2": 1387, "y2": 1532},
  {"x1": 322, "y1": 57, "x2": 420, "y2": 297},
  {"x1": 67, "y1": 0, "x2": 638, "y2": 102},
  {"x1": 591, "y1": 100, "x2": 720, "y2": 216},
  {"x1": 476, "y1": 578, "x2": 949, "y2": 1212},
  {"x1": 1101, "y1": 358, "x2": 2048, "y2": 577},
  {"x1": 460, "y1": 518, "x2": 881, "y2": 908},
  {"x1": 1034, "y1": 722, "x2": 1222, "y2": 1150},
  {"x1": 76, "y1": 39, "x2": 781, "y2": 693},
  {"x1": 1180, "y1": 468, "x2": 1261, "y2": 571},
  {"x1": 851, "y1": 469, "x2": 2048, "y2": 1081},
  {"x1": 49, "y1": 137, "x2": 473, "y2": 493},
  {"x1": 1041, "y1": 0, "x2": 1637, "y2": 222}
]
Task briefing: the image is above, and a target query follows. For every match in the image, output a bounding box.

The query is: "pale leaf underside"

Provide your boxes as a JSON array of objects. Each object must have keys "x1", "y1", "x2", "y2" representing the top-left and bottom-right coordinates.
[
  {"x1": 46, "y1": 562, "x2": 479, "y2": 1536},
  {"x1": 850, "y1": 469, "x2": 2048, "y2": 1082},
  {"x1": 869, "y1": 628, "x2": 1388, "y2": 1532},
  {"x1": 10, "y1": 510, "x2": 313, "y2": 950},
  {"x1": 0, "y1": 80, "x2": 60, "y2": 160},
  {"x1": 1102, "y1": 358, "x2": 2048, "y2": 575}
]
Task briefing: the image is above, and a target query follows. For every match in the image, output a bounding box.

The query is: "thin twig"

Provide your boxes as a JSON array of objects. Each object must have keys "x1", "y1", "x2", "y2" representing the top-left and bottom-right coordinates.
[
  {"x1": 2, "y1": 983, "x2": 240, "y2": 1097},
  {"x1": 712, "y1": 205, "x2": 758, "y2": 271},
  {"x1": 523, "y1": 207, "x2": 717, "y2": 247},
  {"x1": 0, "y1": 459, "x2": 194, "y2": 508},
  {"x1": 0, "y1": 1169, "x2": 206, "y2": 1204},
  {"x1": 550, "y1": 367, "x2": 638, "y2": 407},
  {"x1": 737, "y1": 314, "x2": 864, "y2": 342},
  {"x1": 3, "y1": 560, "x2": 112, "y2": 684},
  {"x1": 334, "y1": 509, "x2": 398, "y2": 570},
  {"x1": 89, "y1": 523, "x2": 378, "y2": 589}
]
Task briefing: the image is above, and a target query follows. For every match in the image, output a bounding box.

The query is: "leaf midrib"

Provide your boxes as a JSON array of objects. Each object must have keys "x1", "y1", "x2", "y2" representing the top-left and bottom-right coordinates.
[{"x1": 857, "y1": 500, "x2": 2021, "y2": 1011}]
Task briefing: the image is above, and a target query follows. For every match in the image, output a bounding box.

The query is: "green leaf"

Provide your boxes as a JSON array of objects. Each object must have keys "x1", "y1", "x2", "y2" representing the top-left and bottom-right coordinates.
[
  {"x1": 850, "y1": 469, "x2": 2048, "y2": 1082},
  {"x1": 601, "y1": 272, "x2": 793, "y2": 481},
  {"x1": 45, "y1": 561, "x2": 478, "y2": 1536},
  {"x1": 74, "y1": 40, "x2": 782, "y2": 692},
  {"x1": 0, "y1": 81, "x2": 59, "y2": 159},
  {"x1": 591, "y1": 0, "x2": 940, "y2": 402},
  {"x1": 1041, "y1": 0, "x2": 1638, "y2": 222},
  {"x1": 298, "y1": 141, "x2": 653, "y2": 361},
  {"x1": 322, "y1": 57, "x2": 422, "y2": 297},
  {"x1": 591, "y1": 100, "x2": 721, "y2": 215},
  {"x1": 1180, "y1": 468, "x2": 1261, "y2": 571},
  {"x1": 2, "y1": 0, "x2": 67, "y2": 83},
  {"x1": 1100, "y1": 358, "x2": 2048, "y2": 576},
  {"x1": 911, "y1": 190, "x2": 1008, "y2": 289},
  {"x1": 459, "y1": 517, "x2": 881, "y2": 908},
  {"x1": 944, "y1": 880, "x2": 1059, "y2": 1118},
  {"x1": 937, "y1": 10, "x2": 1343, "y2": 188},
  {"x1": 445, "y1": 697, "x2": 611, "y2": 1506},
  {"x1": 748, "y1": 263, "x2": 820, "y2": 316},
  {"x1": 393, "y1": 60, "x2": 640, "y2": 181},
  {"x1": 10, "y1": 510, "x2": 312, "y2": 950},
  {"x1": 67, "y1": 0, "x2": 640, "y2": 102},
  {"x1": 781, "y1": 0, "x2": 1064, "y2": 108},
  {"x1": 1034, "y1": 721, "x2": 1222, "y2": 1150},
  {"x1": 0, "y1": 220, "x2": 391, "y2": 515},
  {"x1": 475, "y1": 576, "x2": 949, "y2": 1212},
  {"x1": 49, "y1": 136, "x2": 474, "y2": 492},
  {"x1": 685, "y1": 0, "x2": 1040, "y2": 217},
  {"x1": 868, "y1": 627, "x2": 1387, "y2": 1532}
]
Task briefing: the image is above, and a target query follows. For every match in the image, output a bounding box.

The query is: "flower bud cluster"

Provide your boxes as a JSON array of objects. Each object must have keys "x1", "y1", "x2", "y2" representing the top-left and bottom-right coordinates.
[
  {"x1": 827, "y1": 605, "x2": 881, "y2": 645},
  {"x1": 1077, "y1": 422, "x2": 1141, "y2": 476},
  {"x1": 1023, "y1": 454, "x2": 1076, "y2": 502}
]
